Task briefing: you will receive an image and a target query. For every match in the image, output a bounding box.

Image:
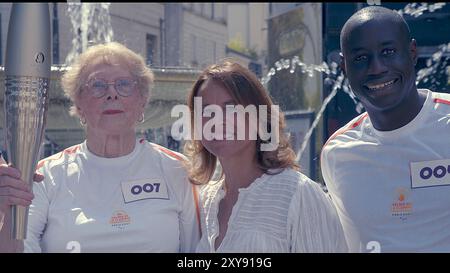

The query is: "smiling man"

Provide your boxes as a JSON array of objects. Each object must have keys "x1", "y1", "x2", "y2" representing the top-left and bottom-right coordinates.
[{"x1": 321, "y1": 6, "x2": 450, "y2": 252}]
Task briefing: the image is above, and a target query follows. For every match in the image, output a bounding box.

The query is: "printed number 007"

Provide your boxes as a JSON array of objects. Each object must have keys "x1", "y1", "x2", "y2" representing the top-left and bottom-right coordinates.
[{"x1": 131, "y1": 183, "x2": 160, "y2": 195}]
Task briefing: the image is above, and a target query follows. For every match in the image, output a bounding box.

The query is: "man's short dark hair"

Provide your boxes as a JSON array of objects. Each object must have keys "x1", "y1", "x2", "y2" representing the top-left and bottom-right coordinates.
[{"x1": 340, "y1": 6, "x2": 412, "y2": 51}]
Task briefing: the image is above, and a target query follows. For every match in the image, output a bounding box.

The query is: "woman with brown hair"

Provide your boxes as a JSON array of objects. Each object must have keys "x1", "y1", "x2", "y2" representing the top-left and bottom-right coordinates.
[{"x1": 185, "y1": 61, "x2": 348, "y2": 252}]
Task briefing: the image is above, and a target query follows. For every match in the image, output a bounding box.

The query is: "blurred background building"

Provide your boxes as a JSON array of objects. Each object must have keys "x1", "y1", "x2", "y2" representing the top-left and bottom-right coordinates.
[
  {"x1": 0, "y1": 3, "x2": 269, "y2": 155},
  {"x1": 0, "y1": 3, "x2": 448, "y2": 180}
]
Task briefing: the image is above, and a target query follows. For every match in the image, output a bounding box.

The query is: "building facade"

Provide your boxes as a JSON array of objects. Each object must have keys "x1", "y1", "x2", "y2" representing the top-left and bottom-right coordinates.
[{"x1": 0, "y1": 3, "x2": 270, "y2": 156}]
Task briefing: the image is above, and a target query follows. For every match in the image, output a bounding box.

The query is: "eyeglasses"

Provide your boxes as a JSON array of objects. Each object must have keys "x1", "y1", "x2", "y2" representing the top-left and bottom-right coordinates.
[{"x1": 84, "y1": 77, "x2": 138, "y2": 98}]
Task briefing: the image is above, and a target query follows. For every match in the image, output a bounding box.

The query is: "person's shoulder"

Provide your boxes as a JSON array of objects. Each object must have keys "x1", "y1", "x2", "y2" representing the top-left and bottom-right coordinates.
[
  {"x1": 268, "y1": 168, "x2": 321, "y2": 190},
  {"x1": 36, "y1": 143, "x2": 82, "y2": 171},
  {"x1": 140, "y1": 140, "x2": 190, "y2": 182},
  {"x1": 430, "y1": 90, "x2": 450, "y2": 101},
  {"x1": 270, "y1": 169, "x2": 328, "y2": 204},
  {"x1": 140, "y1": 139, "x2": 187, "y2": 163},
  {"x1": 430, "y1": 90, "x2": 450, "y2": 113},
  {"x1": 322, "y1": 112, "x2": 370, "y2": 153},
  {"x1": 329, "y1": 112, "x2": 369, "y2": 142}
]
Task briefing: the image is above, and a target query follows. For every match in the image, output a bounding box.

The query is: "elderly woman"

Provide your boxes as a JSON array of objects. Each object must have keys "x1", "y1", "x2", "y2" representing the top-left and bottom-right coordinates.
[
  {"x1": 0, "y1": 42, "x2": 200, "y2": 252},
  {"x1": 184, "y1": 61, "x2": 348, "y2": 252}
]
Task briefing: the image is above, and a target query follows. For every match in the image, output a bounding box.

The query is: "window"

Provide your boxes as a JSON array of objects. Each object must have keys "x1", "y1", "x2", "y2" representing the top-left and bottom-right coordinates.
[
  {"x1": 212, "y1": 41, "x2": 216, "y2": 62},
  {"x1": 146, "y1": 34, "x2": 156, "y2": 66},
  {"x1": 52, "y1": 3, "x2": 59, "y2": 64},
  {"x1": 0, "y1": 13, "x2": 2, "y2": 65},
  {"x1": 191, "y1": 35, "x2": 198, "y2": 67},
  {"x1": 193, "y1": 3, "x2": 201, "y2": 14},
  {"x1": 204, "y1": 3, "x2": 212, "y2": 18},
  {"x1": 182, "y1": 3, "x2": 192, "y2": 10},
  {"x1": 249, "y1": 62, "x2": 262, "y2": 78},
  {"x1": 212, "y1": 3, "x2": 226, "y2": 22},
  {"x1": 200, "y1": 3, "x2": 205, "y2": 16}
]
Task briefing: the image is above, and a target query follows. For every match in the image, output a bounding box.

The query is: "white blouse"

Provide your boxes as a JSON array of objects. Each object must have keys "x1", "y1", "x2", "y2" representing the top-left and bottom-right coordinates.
[{"x1": 195, "y1": 168, "x2": 348, "y2": 253}]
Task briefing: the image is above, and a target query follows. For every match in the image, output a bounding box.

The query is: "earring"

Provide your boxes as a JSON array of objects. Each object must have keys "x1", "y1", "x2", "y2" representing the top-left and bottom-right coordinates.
[
  {"x1": 138, "y1": 113, "x2": 145, "y2": 123},
  {"x1": 80, "y1": 116, "x2": 86, "y2": 126}
]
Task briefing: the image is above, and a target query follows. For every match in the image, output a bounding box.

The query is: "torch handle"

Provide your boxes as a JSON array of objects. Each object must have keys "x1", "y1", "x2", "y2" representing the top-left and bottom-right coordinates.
[{"x1": 11, "y1": 205, "x2": 28, "y2": 240}]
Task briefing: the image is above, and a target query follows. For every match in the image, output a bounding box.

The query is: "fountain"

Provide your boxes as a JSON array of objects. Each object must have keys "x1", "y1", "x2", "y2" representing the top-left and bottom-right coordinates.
[
  {"x1": 397, "y1": 2, "x2": 446, "y2": 18},
  {"x1": 416, "y1": 42, "x2": 450, "y2": 88},
  {"x1": 64, "y1": 3, "x2": 114, "y2": 65}
]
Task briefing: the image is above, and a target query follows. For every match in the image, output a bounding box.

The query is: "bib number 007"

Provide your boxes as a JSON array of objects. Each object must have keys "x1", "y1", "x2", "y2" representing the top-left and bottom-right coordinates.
[{"x1": 131, "y1": 183, "x2": 160, "y2": 195}]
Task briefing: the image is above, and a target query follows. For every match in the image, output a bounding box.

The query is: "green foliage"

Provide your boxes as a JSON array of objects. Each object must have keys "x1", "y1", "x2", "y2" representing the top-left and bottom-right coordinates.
[
  {"x1": 228, "y1": 36, "x2": 258, "y2": 60},
  {"x1": 228, "y1": 36, "x2": 246, "y2": 53}
]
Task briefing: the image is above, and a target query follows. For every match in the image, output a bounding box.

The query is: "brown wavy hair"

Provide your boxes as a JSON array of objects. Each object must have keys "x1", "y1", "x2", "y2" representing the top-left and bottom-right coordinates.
[{"x1": 184, "y1": 61, "x2": 299, "y2": 185}]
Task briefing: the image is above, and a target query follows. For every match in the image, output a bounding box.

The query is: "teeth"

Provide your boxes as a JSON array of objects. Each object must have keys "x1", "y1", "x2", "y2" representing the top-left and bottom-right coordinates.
[{"x1": 367, "y1": 80, "x2": 395, "y2": 90}]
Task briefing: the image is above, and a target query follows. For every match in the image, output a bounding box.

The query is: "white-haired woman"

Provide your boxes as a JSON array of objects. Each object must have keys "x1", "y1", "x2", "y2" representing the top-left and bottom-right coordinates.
[{"x1": 0, "y1": 42, "x2": 200, "y2": 253}]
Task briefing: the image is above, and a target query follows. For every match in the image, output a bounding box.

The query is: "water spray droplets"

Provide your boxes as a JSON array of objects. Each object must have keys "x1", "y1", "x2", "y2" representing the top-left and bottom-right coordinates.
[
  {"x1": 65, "y1": 3, "x2": 114, "y2": 65},
  {"x1": 417, "y1": 42, "x2": 450, "y2": 85},
  {"x1": 397, "y1": 3, "x2": 446, "y2": 18},
  {"x1": 261, "y1": 58, "x2": 334, "y2": 86}
]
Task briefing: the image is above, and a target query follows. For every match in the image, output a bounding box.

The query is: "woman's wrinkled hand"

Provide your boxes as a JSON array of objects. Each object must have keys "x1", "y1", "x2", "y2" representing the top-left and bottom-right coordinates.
[{"x1": 0, "y1": 156, "x2": 44, "y2": 231}]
